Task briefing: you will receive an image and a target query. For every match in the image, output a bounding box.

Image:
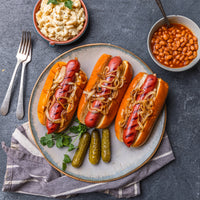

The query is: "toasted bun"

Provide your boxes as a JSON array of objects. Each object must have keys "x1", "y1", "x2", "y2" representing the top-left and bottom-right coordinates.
[
  {"x1": 37, "y1": 61, "x2": 87, "y2": 132},
  {"x1": 115, "y1": 72, "x2": 168, "y2": 147},
  {"x1": 38, "y1": 62, "x2": 66, "y2": 125},
  {"x1": 77, "y1": 54, "x2": 133, "y2": 129}
]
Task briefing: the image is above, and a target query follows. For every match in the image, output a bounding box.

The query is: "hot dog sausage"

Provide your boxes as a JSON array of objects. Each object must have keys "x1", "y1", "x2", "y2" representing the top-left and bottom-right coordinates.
[
  {"x1": 123, "y1": 75, "x2": 157, "y2": 147},
  {"x1": 84, "y1": 56, "x2": 122, "y2": 127},
  {"x1": 46, "y1": 60, "x2": 80, "y2": 134}
]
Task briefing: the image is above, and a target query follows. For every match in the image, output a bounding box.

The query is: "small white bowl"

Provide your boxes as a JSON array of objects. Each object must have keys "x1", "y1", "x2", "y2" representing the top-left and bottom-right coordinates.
[{"x1": 147, "y1": 15, "x2": 200, "y2": 72}]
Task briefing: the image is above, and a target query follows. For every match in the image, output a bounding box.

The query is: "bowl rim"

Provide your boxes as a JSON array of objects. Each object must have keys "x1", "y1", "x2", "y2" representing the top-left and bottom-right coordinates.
[
  {"x1": 33, "y1": 0, "x2": 89, "y2": 46},
  {"x1": 147, "y1": 15, "x2": 200, "y2": 72}
]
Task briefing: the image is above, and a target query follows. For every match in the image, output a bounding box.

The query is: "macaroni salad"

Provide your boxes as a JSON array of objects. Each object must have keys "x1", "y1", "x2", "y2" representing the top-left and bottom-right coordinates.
[{"x1": 36, "y1": 0, "x2": 85, "y2": 41}]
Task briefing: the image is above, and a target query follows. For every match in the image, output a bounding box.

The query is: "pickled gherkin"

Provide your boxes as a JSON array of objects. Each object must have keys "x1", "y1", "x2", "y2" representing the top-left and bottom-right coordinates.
[
  {"x1": 72, "y1": 132, "x2": 90, "y2": 168},
  {"x1": 101, "y1": 128, "x2": 111, "y2": 163},
  {"x1": 89, "y1": 129, "x2": 100, "y2": 165}
]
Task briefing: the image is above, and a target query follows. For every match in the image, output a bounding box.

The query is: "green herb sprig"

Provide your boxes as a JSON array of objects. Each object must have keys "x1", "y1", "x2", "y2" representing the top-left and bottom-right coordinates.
[
  {"x1": 62, "y1": 154, "x2": 71, "y2": 170},
  {"x1": 47, "y1": 0, "x2": 73, "y2": 9},
  {"x1": 40, "y1": 118, "x2": 88, "y2": 170}
]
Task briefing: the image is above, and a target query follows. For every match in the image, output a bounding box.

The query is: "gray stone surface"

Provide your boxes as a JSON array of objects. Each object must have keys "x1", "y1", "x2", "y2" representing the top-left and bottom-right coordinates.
[{"x1": 0, "y1": 0, "x2": 199, "y2": 199}]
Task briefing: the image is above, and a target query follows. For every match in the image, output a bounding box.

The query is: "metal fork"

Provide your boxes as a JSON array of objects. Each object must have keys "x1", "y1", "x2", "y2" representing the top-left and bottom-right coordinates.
[
  {"x1": 16, "y1": 38, "x2": 32, "y2": 120},
  {"x1": 0, "y1": 32, "x2": 31, "y2": 116}
]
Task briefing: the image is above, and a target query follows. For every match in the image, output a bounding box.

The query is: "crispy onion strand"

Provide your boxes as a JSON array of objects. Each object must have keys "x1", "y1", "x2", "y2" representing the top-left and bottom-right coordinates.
[
  {"x1": 45, "y1": 68, "x2": 83, "y2": 126},
  {"x1": 84, "y1": 64, "x2": 125, "y2": 115},
  {"x1": 119, "y1": 88, "x2": 156, "y2": 132}
]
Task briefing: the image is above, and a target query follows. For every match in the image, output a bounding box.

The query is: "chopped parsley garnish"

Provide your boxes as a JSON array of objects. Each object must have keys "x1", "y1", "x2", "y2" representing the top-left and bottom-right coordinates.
[{"x1": 47, "y1": 0, "x2": 73, "y2": 9}]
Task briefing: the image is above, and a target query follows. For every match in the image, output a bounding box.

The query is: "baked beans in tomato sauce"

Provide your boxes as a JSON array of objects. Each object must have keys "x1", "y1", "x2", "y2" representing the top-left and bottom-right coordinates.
[{"x1": 151, "y1": 23, "x2": 198, "y2": 68}]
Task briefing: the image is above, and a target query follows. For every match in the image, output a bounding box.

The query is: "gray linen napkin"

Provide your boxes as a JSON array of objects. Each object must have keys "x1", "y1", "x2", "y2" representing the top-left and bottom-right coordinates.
[{"x1": 2, "y1": 122, "x2": 175, "y2": 198}]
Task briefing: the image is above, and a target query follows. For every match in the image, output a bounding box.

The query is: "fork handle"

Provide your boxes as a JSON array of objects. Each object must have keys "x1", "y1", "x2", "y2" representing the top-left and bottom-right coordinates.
[
  {"x1": 155, "y1": 0, "x2": 170, "y2": 28},
  {"x1": 0, "y1": 60, "x2": 21, "y2": 116},
  {"x1": 16, "y1": 62, "x2": 26, "y2": 119}
]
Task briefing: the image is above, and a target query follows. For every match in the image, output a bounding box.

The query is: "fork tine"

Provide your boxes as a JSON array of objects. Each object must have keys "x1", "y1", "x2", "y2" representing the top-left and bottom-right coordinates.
[
  {"x1": 22, "y1": 32, "x2": 28, "y2": 55},
  {"x1": 24, "y1": 32, "x2": 31, "y2": 57},
  {"x1": 17, "y1": 31, "x2": 25, "y2": 54},
  {"x1": 28, "y1": 39, "x2": 32, "y2": 56},
  {"x1": 20, "y1": 32, "x2": 27, "y2": 54},
  {"x1": 27, "y1": 32, "x2": 31, "y2": 54}
]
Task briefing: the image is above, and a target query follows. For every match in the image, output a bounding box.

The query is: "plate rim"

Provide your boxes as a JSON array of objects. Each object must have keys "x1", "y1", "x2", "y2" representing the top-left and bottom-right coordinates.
[{"x1": 28, "y1": 43, "x2": 167, "y2": 183}]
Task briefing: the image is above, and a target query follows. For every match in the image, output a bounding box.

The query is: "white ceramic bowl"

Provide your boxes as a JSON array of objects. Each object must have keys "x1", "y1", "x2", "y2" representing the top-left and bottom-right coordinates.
[{"x1": 147, "y1": 15, "x2": 200, "y2": 72}]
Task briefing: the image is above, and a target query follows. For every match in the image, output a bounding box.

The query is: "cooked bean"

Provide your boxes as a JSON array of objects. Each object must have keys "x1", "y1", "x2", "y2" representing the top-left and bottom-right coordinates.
[
  {"x1": 189, "y1": 39, "x2": 194, "y2": 45},
  {"x1": 164, "y1": 61, "x2": 169, "y2": 65},
  {"x1": 172, "y1": 30, "x2": 176, "y2": 34},
  {"x1": 193, "y1": 36, "x2": 197, "y2": 41},
  {"x1": 160, "y1": 57, "x2": 164, "y2": 61},
  {"x1": 163, "y1": 34, "x2": 169, "y2": 40},
  {"x1": 188, "y1": 55, "x2": 193, "y2": 60},
  {"x1": 155, "y1": 38, "x2": 160, "y2": 43},
  {"x1": 176, "y1": 41, "x2": 180, "y2": 47},
  {"x1": 184, "y1": 37, "x2": 188, "y2": 42},
  {"x1": 166, "y1": 48, "x2": 170, "y2": 52},
  {"x1": 155, "y1": 44, "x2": 161, "y2": 50},
  {"x1": 168, "y1": 43, "x2": 172, "y2": 48},
  {"x1": 153, "y1": 50, "x2": 159, "y2": 54},
  {"x1": 180, "y1": 38, "x2": 184, "y2": 43},
  {"x1": 156, "y1": 55, "x2": 160, "y2": 60},
  {"x1": 165, "y1": 55, "x2": 173, "y2": 60},
  {"x1": 172, "y1": 59, "x2": 177, "y2": 64},
  {"x1": 159, "y1": 52, "x2": 164, "y2": 57},
  {"x1": 167, "y1": 39, "x2": 173, "y2": 43},
  {"x1": 187, "y1": 51, "x2": 192, "y2": 56},
  {"x1": 176, "y1": 34, "x2": 181, "y2": 38},
  {"x1": 179, "y1": 55, "x2": 185, "y2": 61},
  {"x1": 184, "y1": 60, "x2": 189, "y2": 65},
  {"x1": 160, "y1": 40, "x2": 166, "y2": 46},
  {"x1": 193, "y1": 51, "x2": 197, "y2": 58},
  {"x1": 181, "y1": 31, "x2": 185, "y2": 36},
  {"x1": 188, "y1": 34, "x2": 192, "y2": 39},
  {"x1": 181, "y1": 42, "x2": 186, "y2": 47},
  {"x1": 164, "y1": 51, "x2": 169, "y2": 55},
  {"x1": 183, "y1": 47, "x2": 187, "y2": 52},
  {"x1": 151, "y1": 23, "x2": 198, "y2": 68},
  {"x1": 190, "y1": 45, "x2": 195, "y2": 51},
  {"x1": 151, "y1": 38, "x2": 156, "y2": 44},
  {"x1": 178, "y1": 48, "x2": 182, "y2": 51},
  {"x1": 172, "y1": 46, "x2": 177, "y2": 51}
]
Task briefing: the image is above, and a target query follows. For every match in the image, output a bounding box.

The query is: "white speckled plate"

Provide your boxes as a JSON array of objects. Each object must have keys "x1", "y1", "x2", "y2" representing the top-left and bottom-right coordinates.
[{"x1": 28, "y1": 43, "x2": 166, "y2": 183}]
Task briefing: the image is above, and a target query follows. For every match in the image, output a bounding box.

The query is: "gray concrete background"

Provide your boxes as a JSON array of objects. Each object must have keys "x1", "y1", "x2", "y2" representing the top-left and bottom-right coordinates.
[{"x1": 0, "y1": 0, "x2": 199, "y2": 199}]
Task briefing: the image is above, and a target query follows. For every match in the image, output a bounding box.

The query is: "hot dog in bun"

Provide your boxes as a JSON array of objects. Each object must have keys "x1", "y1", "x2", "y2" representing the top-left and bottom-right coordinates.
[
  {"x1": 115, "y1": 72, "x2": 168, "y2": 147},
  {"x1": 38, "y1": 59, "x2": 87, "y2": 134},
  {"x1": 77, "y1": 54, "x2": 133, "y2": 129}
]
